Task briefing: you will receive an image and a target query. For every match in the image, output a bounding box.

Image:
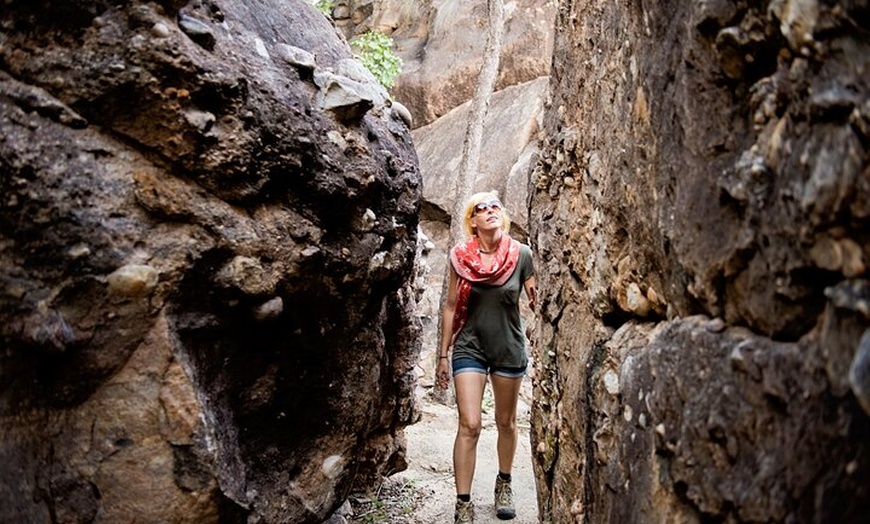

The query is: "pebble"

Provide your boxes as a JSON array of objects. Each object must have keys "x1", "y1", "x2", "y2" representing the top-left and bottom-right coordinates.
[
  {"x1": 603, "y1": 369, "x2": 619, "y2": 395},
  {"x1": 178, "y1": 14, "x2": 215, "y2": 49},
  {"x1": 67, "y1": 243, "x2": 91, "y2": 259},
  {"x1": 254, "y1": 297, "x2": 283, "y2": 321},
  {"x1": 327, "y1": 130, "x2": 347, "y2": 148},
  {"x1": 276, "y1": 43, "x2": 316, "y2": 70},
  {"x1": 706, "y1": 317, "x2": 726, "y2": 333},
  {"x1": 183, "y1": 109, "x2": 216, "y2": 132},
  {"x1": 368, "y1": 251, "x2": 389, "y2": 271},
  {"x1": 48, "y1": 75, "x2": 66, "y2": 89},
  {"x1": 178, "y1": 14, "x2": 211, "y2": 36},
  {"x1": 301, "y1": 246, "x2": 320, "y2": 258},
  {"x1": 359, "y1": 208, "x2": 377, "y2": 232},
  {"x1": 839, "y1": 238, "x2": 865, "y2": 277},
  {"x1": 391, "y1": 101, "x2": 413, "y2": 127},
  {"x1": 626, "y1": 282, "x2": 650, "y2": 316},
  {"x1": 810, "y1": 236, "x2": 843, "y2": 271},
  {"x1": 107, "y1": 264, "x2": 159, "y2": 296},
  {"x1": 321, "y1": 455, "x2": 345, "y2": 479},
  {"x1": 729, "y1": 343, "x2": 748, "y2": 372},
  {"x1": 254, "y1": 37, "x2": 269, "y2": 59},
  {"x1": 217, "y1": 256, "x2": 273, "y2": 295},
  {"x1": 151, "y1": 22, "x2": 171, "y2": 38}
]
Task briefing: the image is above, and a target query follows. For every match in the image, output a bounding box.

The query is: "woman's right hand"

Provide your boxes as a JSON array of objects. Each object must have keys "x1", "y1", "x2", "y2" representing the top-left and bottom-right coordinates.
[{"x1": 436, "y1": 357, "x2": 451, "y2": 390}]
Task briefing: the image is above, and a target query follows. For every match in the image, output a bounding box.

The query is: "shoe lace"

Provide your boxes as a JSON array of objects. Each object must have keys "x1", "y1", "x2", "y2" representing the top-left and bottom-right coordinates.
[
  {"x1": 456, "y1": 501, "x2": 474, "y2": 523},
  {"x1": 495, "y1": 479, "x2": 513, "y2": 506}
]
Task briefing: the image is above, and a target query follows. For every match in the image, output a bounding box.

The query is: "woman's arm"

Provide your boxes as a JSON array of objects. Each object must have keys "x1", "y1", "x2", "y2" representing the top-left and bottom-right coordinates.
[
  {"x1": 524, "y1": 275, "x2": 537, "y2": 311},
  {"x1": 439, "y1": 265, "x2": 459, "y2": 356},
  {"x1": 436, "y1": 266, "x2": 459, "y2": 389}
]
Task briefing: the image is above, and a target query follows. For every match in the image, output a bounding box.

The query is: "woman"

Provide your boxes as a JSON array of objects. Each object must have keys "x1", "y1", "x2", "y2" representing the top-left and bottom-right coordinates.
[{"x1": 436, "y1": 191, "x2": 537, "y2": 523}]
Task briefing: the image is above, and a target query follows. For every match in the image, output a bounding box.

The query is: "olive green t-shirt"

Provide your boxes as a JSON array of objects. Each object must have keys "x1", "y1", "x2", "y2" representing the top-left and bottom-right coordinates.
[{"x1": 452, "y1": 244, "x2": 535, "y2": 368}]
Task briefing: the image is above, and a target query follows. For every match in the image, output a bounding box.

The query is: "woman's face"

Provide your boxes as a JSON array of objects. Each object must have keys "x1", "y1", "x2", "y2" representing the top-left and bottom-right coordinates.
[{"x1": 471, "y1": 197, "x2": 504, "y2": 233}]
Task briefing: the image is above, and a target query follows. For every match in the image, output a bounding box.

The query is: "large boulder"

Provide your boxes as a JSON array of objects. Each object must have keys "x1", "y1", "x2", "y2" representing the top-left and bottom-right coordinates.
[
  {"x1": 413, "y1": 76, "x2": 547, "y2": 238},
  {"x1": 530, "y1": 0, "x2": 869, "y2": 521},
  {"x1": 333, "y1": 0, "x2": 557, "y2": 128},
  {"x1": 390, "y1": 0, "x2": 555, "y2": 128},
  {"x1": 0, "y1": 1, "x2": 421, "y2": 523}
]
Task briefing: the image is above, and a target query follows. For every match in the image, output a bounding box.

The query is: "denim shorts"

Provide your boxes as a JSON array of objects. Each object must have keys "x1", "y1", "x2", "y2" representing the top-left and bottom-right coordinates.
[{"x1": 452, "y1": 356, "x2": 527, "y2": 379}]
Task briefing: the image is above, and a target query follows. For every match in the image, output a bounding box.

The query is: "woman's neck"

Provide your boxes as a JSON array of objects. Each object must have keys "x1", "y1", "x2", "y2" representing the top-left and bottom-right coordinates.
[{"x1": 477, "y1": 231, "x2": 503, "y2": 253}]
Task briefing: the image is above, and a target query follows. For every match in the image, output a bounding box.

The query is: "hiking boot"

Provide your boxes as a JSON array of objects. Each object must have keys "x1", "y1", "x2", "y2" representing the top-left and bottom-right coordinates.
[
  {"x1": 455, "y1": 499, "x2": 474, "y2": 524},
  {"x1": 494, "y1": 476, "x2": 516, "y2": 520}
]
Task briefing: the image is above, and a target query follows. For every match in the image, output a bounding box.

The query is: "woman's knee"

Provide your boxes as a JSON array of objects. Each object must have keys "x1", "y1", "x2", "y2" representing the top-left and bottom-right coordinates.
[
  {"x1": 494, "y1": 413, "x2": 517, "y2": 433},
  {"x1": 458, "y1": 417, "x2": 483, "y2": 438}
]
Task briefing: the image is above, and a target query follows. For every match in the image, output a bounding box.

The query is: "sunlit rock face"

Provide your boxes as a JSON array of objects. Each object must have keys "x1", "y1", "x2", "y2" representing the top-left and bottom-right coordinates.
[
  {"x1": 332, "y1": 0, "x2": 557, "y2": 128},
  {"x1": 0, "y1": 1, "x2": 421, "y2": 523},
  {"x1": 530, "y1": 0, "x2": 869, "y2": 522}
]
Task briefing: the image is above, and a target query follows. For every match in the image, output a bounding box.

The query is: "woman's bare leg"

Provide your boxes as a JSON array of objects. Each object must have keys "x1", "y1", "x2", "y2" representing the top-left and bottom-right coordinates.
[
  {"x1": 490, "y1": 375, "x2": 522, "y2": 474},
  {"x1": 453, "y1": 372, "x2": 488, "y2": 494}
]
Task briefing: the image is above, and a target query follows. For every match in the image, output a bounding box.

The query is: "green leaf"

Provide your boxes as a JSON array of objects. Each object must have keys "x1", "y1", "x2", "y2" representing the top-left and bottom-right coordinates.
[
  {"x1": 309, "y1": 0, "x2": 335, "y2": 16},
  {"x1": 350, "y1": 31, "x2": 403, "y2": 89}
]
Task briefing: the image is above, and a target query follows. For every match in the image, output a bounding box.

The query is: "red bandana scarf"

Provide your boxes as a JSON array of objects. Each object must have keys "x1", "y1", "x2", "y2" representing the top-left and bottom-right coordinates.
[{"x1": 448, "y1": 234, "x2": 521, "y2": 344}]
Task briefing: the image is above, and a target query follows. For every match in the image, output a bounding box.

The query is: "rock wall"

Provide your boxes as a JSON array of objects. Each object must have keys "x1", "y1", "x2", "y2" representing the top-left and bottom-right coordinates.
[
  {"x1": 331, "y1": 0, "x2": 555, "y2": 232},
  {"x1": 332, "y1": 0, "x2": 556, "y2": 128},
  {"x1": 333, "y1": 0, "x2": 556, "y2": 387},
  {"x1": 530, "y1": 0, "x2": 869, "y2": 522},
  {"x1": 0, "y1": 1, "x2": 421, "y2": 523}
]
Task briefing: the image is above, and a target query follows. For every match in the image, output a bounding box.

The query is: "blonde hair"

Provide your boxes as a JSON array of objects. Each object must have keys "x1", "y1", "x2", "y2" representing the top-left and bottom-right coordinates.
[{"x1": 461, "y1": 190, "x2": 511, "y2": 238}]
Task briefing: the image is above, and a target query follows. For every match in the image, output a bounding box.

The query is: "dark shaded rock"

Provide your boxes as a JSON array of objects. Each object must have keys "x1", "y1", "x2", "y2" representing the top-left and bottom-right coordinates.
[
  {"x1": 529, "y1": 0, "x2": 869, "y2": 522},
  {"x1": 47, "y1": 473, "x2": 101, "y2": 524},
  {"x1": 851, "y1": 330, "x2": 870, "y2": 414},
  {"x1": 0, "y1": 1, "x2": 421, "y2": 523}
]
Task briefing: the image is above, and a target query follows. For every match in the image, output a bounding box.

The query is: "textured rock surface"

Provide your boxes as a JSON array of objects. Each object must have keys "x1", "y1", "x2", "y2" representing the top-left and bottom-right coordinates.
[
  {"x1": 413, "y1": 77, "x2": 547, "y2": 237},
  {"x1": 530, "y1": 0, "x2": 869, "y2": 522},
  {"x1": 334, "y1": 0, "x2": 557, "y2": 128},
  {"x1": 0, "y1": 1, "x2": 421, "y2": 523},
  {"x1": 337, "y1": 1, "x2": 555, "y2": 389},
  {"x1": 333, "y1": 0, "x2": 553, "y2": 257}
]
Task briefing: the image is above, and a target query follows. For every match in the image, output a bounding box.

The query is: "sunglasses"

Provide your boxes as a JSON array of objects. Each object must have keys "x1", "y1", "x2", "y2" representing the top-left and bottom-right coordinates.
[{"x1": 473, "y1": 199, "x2": 503, "y2": 215}]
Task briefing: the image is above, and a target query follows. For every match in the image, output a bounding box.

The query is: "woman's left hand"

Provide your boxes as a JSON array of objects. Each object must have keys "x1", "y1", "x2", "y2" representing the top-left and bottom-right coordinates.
[{"x1": 436, "y1": 357, "x2": 451, "y2": 390}]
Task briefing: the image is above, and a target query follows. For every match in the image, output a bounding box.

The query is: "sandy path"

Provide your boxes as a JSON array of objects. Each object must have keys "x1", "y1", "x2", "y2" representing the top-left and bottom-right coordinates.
[{"x1": 394, "y1": 390, "x2": 540, "y2": 523}]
